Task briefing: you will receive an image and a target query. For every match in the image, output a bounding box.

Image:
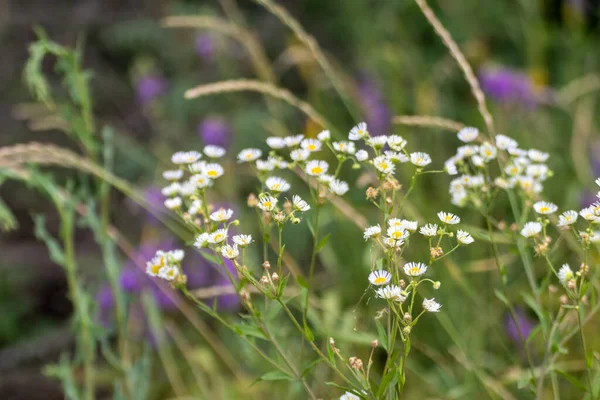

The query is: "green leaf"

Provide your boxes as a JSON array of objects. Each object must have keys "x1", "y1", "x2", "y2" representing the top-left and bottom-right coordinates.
[
  {"x1": 556, "y1": 369, "x2": 588, "y2": 392},
  {"x1": 493, "y1": 289, "x2": 509, "y2": 307},
  {"x1": 375, "y1": 318, "x2": 388, "y2": 352},
  {"x1": 587, "y1": 351, "x2": 594, "y2": 369},
  {"x1": 377, "y1": 366, "x2": 398, "y2": 397},
  {"x1": 296, "y1": 275, "x2": 308, "y2": 289},
  {"x1": 233, "y1": 323, "x2": 268, "y2": 340},
  {"x1": 0, "y1": 197, "x2": 18, "y2": 232},
  {"x1": 33, "y1": 214, "x2": 65, "y2": 266},
  {"x1": 316, "y1": 233, "x2": 331, "y2": 252},
  {"x1": 259, "y1": 370, "x2": 295, "y2": 382},
  {"x1": 302, "y1": 358, "x2": 322, "y2": 377},
  {"x1": 327, "y1": 341, "x2": 337, "y2": 366},
  {"x1": 304, "y1": 323, "x2": 314, "y2": 342}
]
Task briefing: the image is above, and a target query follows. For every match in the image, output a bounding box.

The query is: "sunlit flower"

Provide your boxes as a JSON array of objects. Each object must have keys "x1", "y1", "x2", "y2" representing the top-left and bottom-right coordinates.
[
  {"x1": 290, "y1": 149, "x2": 310, "y2": 161},
  {"x1": 495, "y1": 134, "x2": 518, "y2": 150},
  {"x1": 158, "y1": 266, "x2": 179, "y2": 281},
  {"x1": 420, "y1": 223, "x2": 438, "y2": 237},
  {"x1": 558, "y1": 264, "x2": 574, "y2": 285},
  {"x1": 368, "y1": 270, "x2": 392, "y2": 286},
  {"x1": 457, "y1": 230, "x2": 474, "y2": 244},
  {"x1": 376, "y1": 285, "x2": 406, "y2": 302},
  {"x1": 266, "y1": 137, "x2": 286, "y2": 149},
  {"x1": 210, "y1": 208, "x2": 234, "y2": 222},
  {"x1": 557, "y1": 210, "x2": 578, "y2": 227},
  {"x1": 363, "y1": 224, "x2": 382, "y2": 240},
  {"x1": 437, "y1": 211, "x2": 460, "y2": 225},
  {"x1": 388, "y1": 135, "x2": 407, "y2": 151},
  {"x1": 292, "y1": 195, "x2": 310, "y2": 212},
  {"x1": 179, "y1": 181, "x2": 196, "y2": 196},
  {"x1": 189, "y1": 161, "x2": 207, "y2": 173},
  {"x1": 534, "y1": 201, "x2": 558, "y2": 215},
  {"x1": 202, "y1": 163, "x2": 224, "y2": 179},
  {"x1": 189, "y1": 174, "x2": 212, "y2": 189},
  {"x1": 188, "y1": 199, "x2": 202, "y2": 215},
  {"x1": 194, "y1": 233, "x2": 210, "y2": 248},
  {"x1": 208, "y1": 229, "x2": 228, "y2": 244},
  {"x1": 457, "y1": 127, "x2": 479, "y2": 143},
  {"x1": 146, "y1": 251, "x2": 168, "y2": 276},
  {"x1": 165, "y1": 197, "x2": 182, "y2": 210},
  {"x1": 410, "y1": 152, "x2": 432, "y2": 167},
  {"x1": 161, "y1": 183, "x2": 180, "y2": 196},
  {"x1": 520, "y1": 222, "x2": 542, "y2": 238},
  {"x1": 385, "y1": 151, "x2": 409, "y2": 163},
  {"x1": 258, "y1": 195, "x2": 277, "y2": 211},
  {"x1": 387, "y1": 226, "x2": 409, "y2": 241},
  {"x1": 203, "y1": 145, "x2": 226, "y2": 158},
  {"x1": 479, "y1": 142, "x2": 497, "y2": 161},
  {"x1": 333, "y1": 141, "x2": 356, "y2": 155},
  {"x1": 221, "y1": 244, "x2": 239, "y2": 260},
  {"x1": 349, "y1": 122, "x2": 368, "y2": 140},
  {"x1": 317, "y1": 130, "x2": 330, "y2": 141},
  {"x1": 256, "y1": 159, "x2": 275, "y2": 172},
  {"x1": 340, "y1": 392, "x2": 360, "y2": 400},
  {"x1": 528, "y1": 149, "x2": 549, "y2": 163},
  {"x1": 301, "y1": 138, "x2": 322, "y2": 152},
  {"x1": 163, "y1": 170, "x2": 184, "y2": 181},
  {"x1": 268, "y1": 156, "x2": 288, "y2": 169},
  {"x1": 238, "y1": 148, "x2": 262, "y2": 162},
  {"x1": 355, "y1": 149, "x2": 369, "y2": 162},
  {"x1": 423, "y1": 298, "x2": 442, "y2": 312},
  {"x1": 329, "y1": 179, "x2": 349, "y2": 196},
  {"x1": 403, "y1": 262, "x2": 427, "y2": 277},
  {"x1": 266, "y1": 177, "x2": 291, "y2": 193},
  {"x1": 233, "y1": 234, "x2": 253, "y2": 247},
  {"x1": 306, "y1": 160, "x2": 329, "y2": 176},
  {"x1": 504, "y1": 164, "x2": 522, "y2": 176},
  {"x1": 366, "y1": 135, "x2": 387, "y2": 149},
  {"x1": 172, "y1": 151, "x2": 201, "y2": 164},
  {"x1": 373, "y1": 156, "x2": 395, "y2": 174},
  {"x1": 284, "y1": 134, "x2": 304, "y2": 147},
  {"x1": 579, "y1": 206, "x2": 600, "y2": 223}
]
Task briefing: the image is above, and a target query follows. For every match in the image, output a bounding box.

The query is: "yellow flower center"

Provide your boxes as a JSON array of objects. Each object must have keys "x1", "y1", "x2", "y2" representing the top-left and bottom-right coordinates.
[
  {"x1": 392, "y1": 231, "x2": 402, "y2": 239},
  {"x1": 311, "y1": 167, "x2": 323, "y2": 175},
  {"x1": 151, "y1": 264, "x2": 161, "y2": 275},
  {"x1": 207, "y1": 170, "x2": 218, "y2": 177},
  {"x1": 445, "y1": 215, "x2": 452, "y2": 221},
  {"x1": 308, "y1": 144, "x2": 316, "y2": 151},
  {"x1": 540, "y1": 207, "x2": 549, "y2": 213},
  {"x1": 263, "y1": 201, "x2": 272, "y2": 208},
  {"x1": 214, "y1": 234, "x2": 223, "y2": 241},
  {"x1": 410, "y1": 267, "x2": 420, "y2": 275},
  {"x1": 379, "y1": 163, "x2": 389, "y2": 170},
  {"x1": 374, "y1": 277, "x2": 387, "y2": 284}
]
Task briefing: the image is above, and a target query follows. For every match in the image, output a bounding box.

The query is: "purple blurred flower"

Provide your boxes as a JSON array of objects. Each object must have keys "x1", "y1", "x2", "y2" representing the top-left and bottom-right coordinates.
[
  {"x1": 195, "y1": 34, "x2": 215, "y2": 61},
  {"x1": 136, "y1": 75, "x2": 167, "y2": 104},
  {"x1": 357, "y1": 73, "x2": 392, "y2": 136},
  {"x1": 139, "y1": 186, "x2": 165, "y2": 225},
  {"x1": 479, "y1": 66, "x2": 552, "y2": 108},
  {"x1": 198, "y1": 117, "x2": 232, "y2": 148},
  {"x1": 504, "y1": 307, "x2": 536, "y2": 345}
]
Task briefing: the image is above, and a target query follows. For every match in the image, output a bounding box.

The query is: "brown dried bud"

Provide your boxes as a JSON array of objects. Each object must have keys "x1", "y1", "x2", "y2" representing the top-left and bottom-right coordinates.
[
  {"x1": 271, "y1": 272, "x2": 279, "y2": 282},
  {"x1": 567, "y1": 279, "x2": 577, "y2": 290},
  {"x1": 349, "y1": 357, "x2": 363, "y2": 370},
  {"x1": 510, "y1": 223, "x2": 518, "y2": 232},
  {"x1": 366, "y1": 186, "x2": 379, "y2": 200},
  {"x1": 262, "y1": 261, "x2": 271, "y2": 269},
  {"x1": 580, "y1": 263, "x2": 589, "y2": 275},
  {"x1": 548, "y1": 284, "x2": 558, "y2": 293},
  {"x1": 403, "y1": 312, "x2": 412, "y2": 323},
  {"x1": 398, "y1": 279, "x2": 406, "y2": 289},
  {"x1": 329, "y1": 337, "x2": 335, "y2": 347},
  {"x1": 559, "y1": 295, "x2": 568, "y2": 305},
  {"x1": 430, "y1": 246, "x2": 444, "y2": 259},
  {"x1": 283, "y1": 200, "x2": 293, "y2": 214},
  {"x1": 263, "y1": 211, "x2": 272, "y2": 225},
  {"x1": 274, "y1": 211, "x2": 286, "y2": 224},
  {"x1": 240, "y1": 289, "x2": 251, "y2": 303},
  {"x1": 260, "y1": 276, "x2": 270, "y2": 285},
  {"x1": 371, "y1": 339, "x2": 378, "y2": 348},
  {"x1": 247, "y1": 193, "x2": 259, "y2": 207},
  {"x1": 498, "y1": 220, "x2": 507, "y2": 230}
]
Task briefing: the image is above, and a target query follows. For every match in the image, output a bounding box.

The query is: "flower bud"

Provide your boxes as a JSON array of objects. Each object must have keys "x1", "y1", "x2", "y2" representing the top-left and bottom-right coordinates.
[
  {"x1": 260, "y1": 276, "x2": 269, "y2": 285},
  {"x1": 247, "y1": 193, "x2": 259, "y2": 207},
  {"x1": 403, "y1": 326, "x2": 411, "y2": 335},
  {"x1": 371, "y1": 339, "x2": 378, "y2": 348},
  {"x1": 433, "y1": 281, "x2": 441, "y2": 289},
  {"x1": 271, "y1": 272, "x2": 279, "y2": 282}
]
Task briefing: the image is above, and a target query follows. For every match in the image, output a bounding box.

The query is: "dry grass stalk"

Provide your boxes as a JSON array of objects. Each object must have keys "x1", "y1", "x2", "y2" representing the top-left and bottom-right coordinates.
[
  {"x1": 392, "y1": 115, "x2": 465, "y2": 132},
  {"x1": 184, "y1": 79, "x2": 329, "y2": 128},
  {"x1": 415, "y1": 0, "x2": 496, "y2": 137},
  {"x1": 557, "y1": 73, "x2": 600, "y2": 106}
]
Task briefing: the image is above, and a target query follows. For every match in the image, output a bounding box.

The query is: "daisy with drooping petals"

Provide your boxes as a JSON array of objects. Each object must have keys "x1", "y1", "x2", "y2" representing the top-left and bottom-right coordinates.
[
  {"x1": 366, "y1": 136, "x2": 387, "y2": 149},
  {"x1": 266, "y1": 177, "x2": 291, "y2": 193},
  {"x1": 266, "y1": 137, "x2": 286, "y2": 149},
  {"x1": 256, "y1": 159, "x2": 275, "y2": 172},
  {"x1": 355, "y1": 149, "x2": 369, "y2": 161},
  {"x1": 233, "y1": 234, "x2": 253, "y2": 247},
  {"x1": 258, "y1": 195, "x2": 277, "y2": 211},
  {"x1": 403, "y1": 262, "x2": 428, "y2": 277},
  {"x1": 363, "y1": 225, "x2": 381, "y2": 240},
  {"x1": 210, "y1": 208, "x2": 234, "y2": 222},
  {"x1": 194, "y1": 233, "x2": 210, "y2": 248},
  {"x1": 456, "y1": 230, "x2": 474, "y2": 244},
  {"x1": 558, "y1": 264, "x2": 574, "y2": 285},
  {"x1": 292, "y1": 195, "x2": 310, "y2": 212},
  {"x1": 557, "y1": 210, "x2": 578, "y2": 227},
  {"x1": 317, "y1": 130, "x2": 330, "y2": 141},
  {"x1": 410, "y1": 152, "x2": 432, "y2": 167},
  {"x1": 520, "y1": 222, "x2": 542, "y2": 238},
  {"x1": 349, "y1": 122, "x2": 368, "y2": 140},
  {"x1": 457, "y1": 127, "x2": 479, "y2": 143},
  {"x1": 161, "y1": 183, "x2": 180, "y2": 197},
  {"x1": 284, "y1": 135, "x2": 304, "y2": 147},
  {"x1": 376, "y1": 285, "x2": 406, "y2": 302},
  {"x1": 165, "y1": 197, "x2": 182, "y2": 210},
  {"x1": 437, "y1": 211, "x2": 460, "y2": 225},
  {"x1": 368, "y1": 270, "x2": 392, "y2": 286},
  {"x1": 208, "y1": 229, "x2": 228, "y2": 244},
  {"x1": 534, "y1": 201, "x2": 558, "y2": 215},
  {"x1": 305, "y1": 160, "x2": 329, "y2": 176},
  {"x1": 221, "y1": 244, "x2": 239, "y2": 260},
  {"x1": 423, "y1": 298, "x2": 442, "y2": 312},
  {"x1": 290, "y1": 149, "x2": 310, "y2": 161},
  {"x1": 329, "y1": 179, "x2": 349, "y2": 196},
  {"x1": 528, "y1": 149, "x2": 549, "y2": 163},
  {"x1": 495, "y1": 134, "x2": 518, "y2": 150},
  {"x1": 172, "y1": 151, "x2": 201, "y2": 164},
  {"x1": 163, "y1": 170, "x2": 184, "y2": 181},
  {"x1": 204, "y1": 145, "x2": 226, "y2": 158},
  {"x1": 420, "y1": 223, "x2": 438, "y2": 237},
  {"x1": 238, "y1": 148, "x2": 262, "y2": 162},
  {"x1": 388, "y1": 135, "x2": 407, "y2": 150}
]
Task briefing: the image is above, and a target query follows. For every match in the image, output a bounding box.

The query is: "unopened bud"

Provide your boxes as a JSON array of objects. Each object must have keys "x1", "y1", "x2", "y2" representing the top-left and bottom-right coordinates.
[
  {"x1": 231, "y1": 219, "x2": 240, "y2": 226},
  {"x1": 329, "y1": 337, "x2": 335, "y2": 347},
  {"x1": 568, "y1": 279, "x2": 577, "y2": 290},
  {"x1": 263, "y1": 261, "x2": 271, "y2": 269},
  {"x1": 433, "y1": 281, "x2": 441, "y2": 289},
  {"x1": 247, "y1": 193, "x2": 259, "y2": 207},
  {"x1": 580, "y1": 263, "x2": 589, "y2": 275},
  {"x1": 240, "y1": 289, "x2": 251, "y2": 303},
  {"x1": 349, "y1": 357, "x2": 363, "y2": 370},
  {"x1": 366, "y1": 186, "x2": 379, "y2": 200},
  {"x1": 292, "y1": 217, "x2": 301, "y2": 224},
  {"x1": 271, "y1": 272, "x2": 279, "y2": 282},
  {"x1": 283, "y1": 200, "x2": 292, "y2": 214},
  {"x1": 260, "y1": 275, "x2": 269, "y2": 285},
  {"x1": 560, "y1": 295, "x2": 568, "y2": 304},
  {"x1": 403, "y1": 326, "x2": 411, "y2": 335},
  {"x1": 371, "y1": 339, "x2": 378, "y2": 348},
  {"x1": 403, "y1": 312, "x2": 411, "y2": 323}
]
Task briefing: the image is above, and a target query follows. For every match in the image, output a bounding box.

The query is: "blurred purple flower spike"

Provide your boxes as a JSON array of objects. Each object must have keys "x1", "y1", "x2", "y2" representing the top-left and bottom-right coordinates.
[
  {"x1": 198, "y1": 117, "x2": 232, "y2": 149},
  {"x1": 504, "y1": 307, "x2": 536, "y2": 346},
  {"x1": 136, "y1": 75, "x2": 167, "y2": 105},
  {"x1": 479, "y1": 66, "x2": 553, "y2": 108},
  {"x1": 358, "y1": 73, "x2": 392, "y2": 136},
  {"x1": 195, "y1": 34, "x2": 215, "y2": 61}
]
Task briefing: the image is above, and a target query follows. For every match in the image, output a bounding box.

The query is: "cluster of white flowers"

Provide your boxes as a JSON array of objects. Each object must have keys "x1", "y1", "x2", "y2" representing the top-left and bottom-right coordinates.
[
  {"x1": 146, "y1": 249, "x2": 185, "y2": 281},
  {"x1": 444, "y1": 128, "x2": 552, "y2": 207}
]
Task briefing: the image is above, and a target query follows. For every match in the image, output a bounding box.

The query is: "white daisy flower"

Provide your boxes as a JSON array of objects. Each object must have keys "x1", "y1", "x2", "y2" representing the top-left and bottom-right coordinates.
[
  {"x1": 373, "y1": 156, "x2": 395, "y2": 174},
  {"x1": 284, "y1": 134, "x2": 305, "y2": 147},
  {"x1": 410, "y1": 152, "x2": 432, "y2": 167},
  {"x1": 188, "y1": 199, "x2": 202, "y2": 215},
  {"x1": 163, "y1": 170, "x2": 184, "y2": 181},
  {"x1": 194, "y1": 233, "x2": 210, "y2": 248},
  {"x1": 164, "y1": 197, "x2": 182, "y2": 210},
  {"x1": 189, "y1": 161, "x2": 207, "y2": 173},
  {"x1": 420, "y1": 223, "x2": 438, "y2": 237},
  {"x1": 403, "y1": 262, "x2": 427, "y2": 277},
  {"x1": 520, "y1": 222, "x2": 542, "y2": 238},
  {"x1": 495, "y1": 134, "x2": 518, "y2": 150},
  {"x1": 533, "y1": 201, "x2": 558, "y2": 215},
  {"x1": 517, "y1": 176, "x2": 535, "y2": 191},
  {"x1": 437, "y1": 212, "x2": 460, "y2": 225},
  {"x1": 158, "y1": 266, "x2": 179, "y2": 281},
  {"x1": 290, "y1": 149, "x2": 310, "y2": 161},
  {"x1": 383, "y1": 237, "x2": 405, "y2": 249},
  {"x1": 387, "y1": 135, "x2": 407, "y2": 151},
  {"x1": 558, "y1": 264, "x2": 574, "y2": 285},
  {"x1": 444, "y1": 161, "x2": 458, "y2": 175},
  {"x1": 233, "y1": 234, "x2": 253, "y2": 247},
  {"x1": 376, "y1": 285, "x2": 406, "y2": 302},
  {"x1": 580, "y1": 206, "x2": 598, "y2": 222},
  {"x1": 266, "y1": 137, "x2": 286, "y2": 149},
  {"x1": 387, "y1": 226, "x2": 409, "y2": 241},
  {"x1": 526, "y1": 164, "x2": 549, "y2": 180},
  {"x1": 479, "y1": 142, "x2": 497, "y2": 161},
  {"x1": 189, "y1": 174, "x2": 212, "y2": 189},
  {"x1": 388, "y1": 218, "x2": 417, "y2": 232},
  {"x1": 210, "y1": 208, "x2": 234, "y2": 222},
  {"x1": 385, "y1": 151, "x2": 409, "y2": 163},
  {"x1": 456, "y1": 230, "x2": 474, "y2": 244},
  {"x1": 509, "y1": 148, "x2": 528, "y2": 157},
  {"x1": 349, "y1": 122, "x2": 368, "y2": 140},
  {"x1": 332, "y1": 141, "x2": 356, "y2": 155},
  {"x1": 366, "y1": 135, "x2": 387, "y2": 149},
  {"x1": 202, "y1": 163, "x2": 224, "y2": 179},
  {"x1": 221, "y1": 244, "x2": 239, "y2": 260},
  {"x1": 256, "y1": 159, "x2": 275, "y2": 172},
  {"x1": 504, "y1": 164, "x2": 522, "y2": 176},
  {"x1": 238, "y1": 148, "x2": 262, "y2": 162},
  {"x1": 557, "y1": 210, "x2": 578, "y2": 227},
  {"x1": 292, "y1": 195, "x2": 310, "y2": 212},
  {"x1": 528, "y1": 149, "x2": 549, "y2": 163},
  {"x1": 179, "y1": 181, "x2": 197, "y2": 196},
  {"x1": 305, "y1": 160, "x2": 329, "y2": 176},
  {"x1": 319, "y1": 174, "x2": 335, "y2": 184},
  {"x1": 266, "y1": 177, "x2": 291, "y2": 193},
  {"x1": 169, "y1": 249, "x2": 185, "y2": 262},
  {"x1": 355, "y1": 149, "x2": 369, "y2": 162},
  {"x1": 161, "y1": 183, "x2": 180, "y2": 197},
  {"x1": 363, "y1": 225, "x2": 382, "y2": 240},
  {"x1": 471, "y1": 155, "x2": 485, "y2": 167},
  {"x1": 258, "y1": 195, "x2": 277, "y2": 211},
  {"x1": 423, "y1": 298, "x2": 442, "y2": 312},
  {"x1": 368, "y1": 270, "x2": 392, "y2": 286},
  {"x1": 172, "y1": 151, "x2": 201, "y2": 164},
  {"x1": 329, "y1": 179, "x2": 349, "y2": 196},
  {"x1": 268, "y1": 156, "x2": 289, "y2": 169},
  {"x1": 146, "y1": 251, "x2": 168, "y2": 276},
  {"x1": 317, "y1": 130, "x2": 330, "y2": 141},
  {"x1": 301, "y1": 138, "x2": 322, "y2": 152},
  {"x1": 494, "y1": 177, "x2": 513, "y2": 189},
  {"x1": 208, "y1": 229, "x2": 228, "y2": 244},
  {"x1": 457, "y1": 127, "x2": 479, "y2": 143},
  {"x1": 340, "y1": 392, "x2": 360, "y2": 400},
  {"x1": 203, "y1": 145, "x2": 226, "y2": 158}
]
